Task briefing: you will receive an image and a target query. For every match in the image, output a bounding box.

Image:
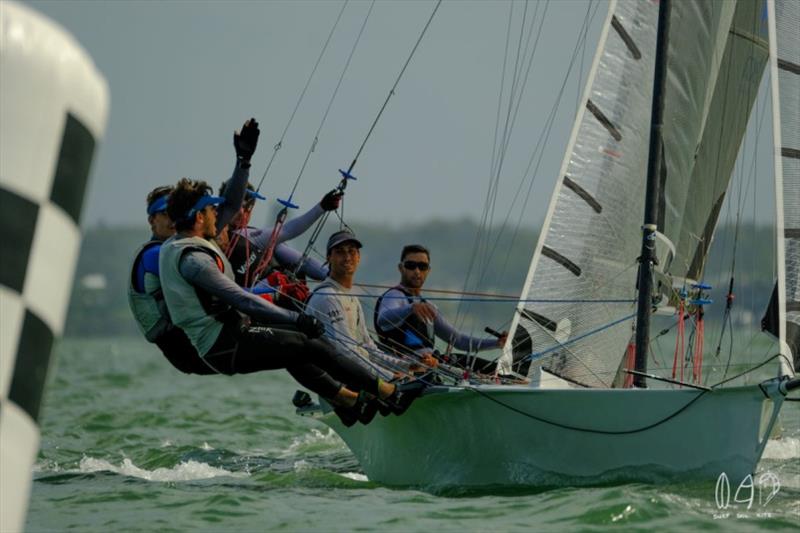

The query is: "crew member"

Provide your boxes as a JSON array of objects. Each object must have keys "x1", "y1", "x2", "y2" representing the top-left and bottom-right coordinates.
[
  {"x1": 127, "y1": 118, "x2": 256, "y2": 373},
  {"x1": 374, "y1": 244, "x2": 507, "y2": 373}
]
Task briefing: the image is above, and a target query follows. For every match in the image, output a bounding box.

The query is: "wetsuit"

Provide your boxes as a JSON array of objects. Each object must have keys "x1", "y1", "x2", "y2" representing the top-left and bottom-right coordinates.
[{"x1": 159, "y1": 236, "x2": 386, "y2": 400}]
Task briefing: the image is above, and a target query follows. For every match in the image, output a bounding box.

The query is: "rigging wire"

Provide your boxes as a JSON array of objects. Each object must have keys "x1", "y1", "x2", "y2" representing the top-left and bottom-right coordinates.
[
  {"x1": 246, "y1": 0, "x2": 376, "y2": 286},
  {"x1": 293, "y1": 0, "x2": 443, "y2": 274},
  {"x1": 456, "y1": 0, "x2": 598, "y2": 332},
  {"x1": 254, "y1": 0, "x2": 350, "y2": 193}
]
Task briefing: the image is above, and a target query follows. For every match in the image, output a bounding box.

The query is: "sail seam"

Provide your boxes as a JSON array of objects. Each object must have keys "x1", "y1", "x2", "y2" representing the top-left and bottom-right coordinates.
[
  {"x1": 563, "y1": 176, "x2": 603, "y2": 213},
  {"x1": 541, "y1": 246, "x2": 582, "y2": 276},
  {"x1": 610, "y1": 15, "x2": 641, "y2": 60},
  {"x1": 586, "y1": 99, "x2": 622, "y2": 141},
  {"x1": 777, "y1": 58, "x2": 800, "y2": 75}
]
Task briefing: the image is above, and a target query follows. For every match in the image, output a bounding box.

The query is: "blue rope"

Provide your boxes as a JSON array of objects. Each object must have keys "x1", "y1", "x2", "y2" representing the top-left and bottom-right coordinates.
[
  {"x1": 309, "y1": 291, "x2": 635, "y2": 304},
  {"x1": 516, "y1": 312, "x2": 637, "y2": 366}
]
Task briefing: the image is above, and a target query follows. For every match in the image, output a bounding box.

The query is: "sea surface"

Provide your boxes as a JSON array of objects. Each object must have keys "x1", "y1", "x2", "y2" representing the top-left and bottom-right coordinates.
[{"x1": 28, "y1": 337, "x2": 799, "y2": 532}]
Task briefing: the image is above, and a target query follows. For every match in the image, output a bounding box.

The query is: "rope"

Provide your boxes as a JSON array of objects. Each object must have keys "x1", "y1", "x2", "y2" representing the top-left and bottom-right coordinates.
[
  {"x1": 456, "y1": 352, "x2": 789, "y2": 435},
  {"x1": 294, "y1": 0, "x2": 443, "y2": 272},
  {"x1": 255, "y1": 0, "x2": 350, "y2": 192}
]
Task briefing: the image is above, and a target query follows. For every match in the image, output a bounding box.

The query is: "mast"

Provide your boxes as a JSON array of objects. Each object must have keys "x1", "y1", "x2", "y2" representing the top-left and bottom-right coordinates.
[{"x1": 633, "y1": 0, "x2": 671, "y2": 387}]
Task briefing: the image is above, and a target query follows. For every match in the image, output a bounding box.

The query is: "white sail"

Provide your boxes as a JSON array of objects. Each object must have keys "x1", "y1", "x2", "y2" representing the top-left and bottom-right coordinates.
[
  {"x1": 766, "y1": 0, "x2": 799, "y2": 375},
  {"x1": 659, "y1": 0, "x2": 768, "y2": 280},
  {"x1": 503, "y1": 0, "x2": 772, "y2": 387},
  {"x1": 660, "y1": 0, "x2": 768, "y2": 283},
  {"x1": 499, "y1": 0, "x2": 657, "y2": 387}
]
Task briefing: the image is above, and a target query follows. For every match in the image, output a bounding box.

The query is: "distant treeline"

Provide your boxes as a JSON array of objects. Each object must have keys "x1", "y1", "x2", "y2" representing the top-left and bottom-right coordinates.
[{"x1": 64, "y1": 219, "x2": 776, "y2": 337}]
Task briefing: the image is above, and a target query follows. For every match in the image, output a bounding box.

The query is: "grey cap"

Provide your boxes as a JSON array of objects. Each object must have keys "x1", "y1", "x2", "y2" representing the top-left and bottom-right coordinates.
[{"x1": 326, "y1": 229, "x2": 362, "y2": 254}]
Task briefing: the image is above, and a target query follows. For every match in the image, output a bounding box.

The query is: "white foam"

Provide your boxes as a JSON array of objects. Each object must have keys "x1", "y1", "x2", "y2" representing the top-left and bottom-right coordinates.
[
  {"x1": 293, "y1": 459, "x2": 311, "y2": 472},
  {"x1": 339, "y1": 472, "x2": 369, "y2": 482},
  {"x1": 282, "y1": 428, "x2": 343, "y2": 456},
  {"x1": 76, "y1": 456, "x2": 246, "y2": 482},
  {"x1": 762, "y1": 437, "x2": 800, "y2": 461}
]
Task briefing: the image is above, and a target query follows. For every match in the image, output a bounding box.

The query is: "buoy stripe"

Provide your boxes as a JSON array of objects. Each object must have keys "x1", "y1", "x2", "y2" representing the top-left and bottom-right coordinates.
[{"x1": 0, "y1": 188, "x2": 39, "y2": 293}]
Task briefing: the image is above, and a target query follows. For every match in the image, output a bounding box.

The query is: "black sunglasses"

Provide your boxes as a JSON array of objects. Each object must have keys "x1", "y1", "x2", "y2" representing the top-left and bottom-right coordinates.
[{"x1": 402, "y1": 260, "x2": 430, "y2": 271}]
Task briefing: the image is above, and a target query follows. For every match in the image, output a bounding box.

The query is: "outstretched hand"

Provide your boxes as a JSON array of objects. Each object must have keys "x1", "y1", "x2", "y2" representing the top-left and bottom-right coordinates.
[
  {"x1": 234, "y1": 118, "x2": 260, "y2": 161},
  {"x1": 320, "y1": 189, "x2": 344, "y2": 211}
]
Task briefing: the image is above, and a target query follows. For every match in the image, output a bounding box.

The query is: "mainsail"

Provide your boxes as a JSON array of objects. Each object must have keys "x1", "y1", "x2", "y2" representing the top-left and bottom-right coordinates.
[{"x1": 502, "y1": 0, "x2": 771, "y2": 387}]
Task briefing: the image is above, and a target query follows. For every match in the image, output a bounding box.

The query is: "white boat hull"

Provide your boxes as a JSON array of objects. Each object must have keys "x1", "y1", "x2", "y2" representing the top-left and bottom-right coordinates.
[{"x1": 320, "y1": 382, "x2": 786, "y2": 488}]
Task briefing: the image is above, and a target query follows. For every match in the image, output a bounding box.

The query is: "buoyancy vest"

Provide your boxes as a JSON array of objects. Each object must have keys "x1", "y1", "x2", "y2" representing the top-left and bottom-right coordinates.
[
  {"x1": 127, "y1": 241, "x2": 171, "y2": 342},
  {"x1": 159, "y1": 235, "x2": 238, "y2": 356},
  {"x1": 373, "y1": 285, "x2": 434, "y2": 355}
]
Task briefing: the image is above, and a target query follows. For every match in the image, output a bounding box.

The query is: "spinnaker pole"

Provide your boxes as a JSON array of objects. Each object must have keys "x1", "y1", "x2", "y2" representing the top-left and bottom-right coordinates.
[{"x1": 634, "y1": 0, "x2": 671, "y2": 388}]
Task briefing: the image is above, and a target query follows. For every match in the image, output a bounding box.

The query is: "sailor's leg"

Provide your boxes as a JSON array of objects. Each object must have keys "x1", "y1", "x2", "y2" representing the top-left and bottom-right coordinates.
[{"x1": 222, "y1": 326, "x2": 386, "y2": 397}]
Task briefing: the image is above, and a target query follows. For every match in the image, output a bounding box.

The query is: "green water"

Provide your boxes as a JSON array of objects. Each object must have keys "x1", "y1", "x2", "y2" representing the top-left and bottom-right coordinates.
[{"x1": 28, "y1": 338, "x2": 799, "y2": 531}]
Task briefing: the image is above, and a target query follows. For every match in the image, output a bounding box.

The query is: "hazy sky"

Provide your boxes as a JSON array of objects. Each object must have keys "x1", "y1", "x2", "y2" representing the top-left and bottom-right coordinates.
[{"x1": 24, "y1": 0, "x2": 775, "y2": 230}]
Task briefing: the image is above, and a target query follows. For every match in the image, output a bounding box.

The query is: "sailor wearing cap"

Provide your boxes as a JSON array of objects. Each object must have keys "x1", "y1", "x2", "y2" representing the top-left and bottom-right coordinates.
[{"x1": 305, "y1": 230, "x2": 412, "y2": 376}]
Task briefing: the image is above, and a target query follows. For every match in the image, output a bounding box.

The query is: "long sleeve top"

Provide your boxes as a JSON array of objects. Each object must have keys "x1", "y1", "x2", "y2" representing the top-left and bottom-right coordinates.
[
  {"x1": 376, "y1": 287, "x2": 500, "y2": 352},
  {"x1": 306, "y1": 278, "x2": 409, "y2": 378}
]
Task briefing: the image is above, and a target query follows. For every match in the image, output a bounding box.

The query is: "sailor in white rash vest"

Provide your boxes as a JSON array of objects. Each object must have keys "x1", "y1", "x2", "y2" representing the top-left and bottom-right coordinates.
[{"x1": 305, "y1": 230, "x2": 418, "y2": 377}]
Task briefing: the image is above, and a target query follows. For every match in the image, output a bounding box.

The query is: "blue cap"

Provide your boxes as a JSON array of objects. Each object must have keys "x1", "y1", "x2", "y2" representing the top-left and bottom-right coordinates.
[
  {"x1": 147, "y1": 195, "x2": 169, "y2": 215},
  {"x1": 185, "y1": 195, "x2": 225, "y2": 219},
  {"x1": 246, "y1": 190, "x2": 266, "y2": 201}
]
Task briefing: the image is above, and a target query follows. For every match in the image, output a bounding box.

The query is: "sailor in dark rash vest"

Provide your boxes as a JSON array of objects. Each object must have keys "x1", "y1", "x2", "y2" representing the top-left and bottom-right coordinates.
[
  {"x1": 127, "y1": 119, "x2": 256, "y2": 374},
  {"x1": 374, "y1": 244, "x2": 507, "y2": 373},
  {"x1": 159, "y1": 177, "x2": 416, "y2": 424}
]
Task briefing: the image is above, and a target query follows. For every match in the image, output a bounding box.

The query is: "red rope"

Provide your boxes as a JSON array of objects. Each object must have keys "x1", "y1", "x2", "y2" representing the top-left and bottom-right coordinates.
[{"x1": 624, "y1": 341, "x2": 635, "y2": 388}]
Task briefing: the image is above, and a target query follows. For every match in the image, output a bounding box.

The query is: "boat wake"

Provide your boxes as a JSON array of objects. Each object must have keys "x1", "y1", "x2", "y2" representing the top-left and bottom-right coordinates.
[
  {"x1": 762, "y1": 437, "x2": 800, "y2": 461},
  {"x1": 52, "y1": 456, "x2": 249, "y2": 482}
]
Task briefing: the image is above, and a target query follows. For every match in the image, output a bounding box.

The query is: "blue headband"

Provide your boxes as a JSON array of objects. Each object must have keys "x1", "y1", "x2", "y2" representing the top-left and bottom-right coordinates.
[
  {"x1": 246, "y1": 190, "x2": 266, "y2": 201},
  {"x1": 147, "y1": 195, "x2": 169, "y2": 215},
  {"x1": 185, "y1": 195, "x2": 225, "y2": 220}
]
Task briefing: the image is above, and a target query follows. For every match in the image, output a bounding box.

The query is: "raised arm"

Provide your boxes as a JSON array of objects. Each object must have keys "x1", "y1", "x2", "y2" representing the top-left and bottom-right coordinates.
[
  {"x1": 247, "y1": 189, "x2": 342, "y2": 249},
  {"x1": 216, "y1": 118, "x2": 260, "y2": 231},
  {"x1": 274, "y1": 243, "x2": 328, "y2": 280}
]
